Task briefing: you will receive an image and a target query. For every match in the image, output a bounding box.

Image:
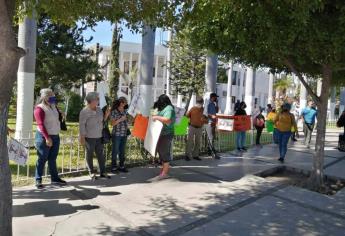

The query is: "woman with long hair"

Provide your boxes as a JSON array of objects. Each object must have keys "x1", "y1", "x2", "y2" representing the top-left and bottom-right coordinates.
[
  {"x1": 110, "y1": 97, "x2": 129, "y2": 173},
  {"x1": 152, "y1": 94, "x2": 176, "y2": 180}
]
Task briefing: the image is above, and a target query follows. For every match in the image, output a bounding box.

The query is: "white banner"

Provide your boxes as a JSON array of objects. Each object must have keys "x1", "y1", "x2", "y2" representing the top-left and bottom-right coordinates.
[
  {"x1": 144, "y1": 117, "x2": 163, "y2": 156},
  {"x1": 217, "y1": 118, "x2": 234, "y2": 131},
  {"x1": 128, "y1": 93, "x2": 141, "y2": 117},
  {"x1": 8, "y1": 138, "x2": 28, "y2": 166}
]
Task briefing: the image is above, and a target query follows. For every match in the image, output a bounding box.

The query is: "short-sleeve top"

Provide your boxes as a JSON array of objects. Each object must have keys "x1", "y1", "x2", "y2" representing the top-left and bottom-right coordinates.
[
  {"x1": 158, "y1": 105, "x2": 176, "y2": 136},
  {"x1": 111, "y1": 109, "x2": 128, "y2": 137}
]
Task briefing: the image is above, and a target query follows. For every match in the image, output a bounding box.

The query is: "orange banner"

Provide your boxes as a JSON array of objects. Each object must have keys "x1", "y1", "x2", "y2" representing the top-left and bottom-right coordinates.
[
  {"x1": 132, "y1": 114, "x2": 149, "y2": 140},
  {"x1": 233, "y1": 115, "x2": 251, "y2": 131}
]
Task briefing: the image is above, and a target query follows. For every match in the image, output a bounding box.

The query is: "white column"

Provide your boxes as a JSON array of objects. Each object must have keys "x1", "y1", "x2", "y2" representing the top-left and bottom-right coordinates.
[
  {"x1": 329, "y1": 87, "x2": 336, "y2": 120},
  {"x1": 299, "y1": 76, "x2": 308, "y2": 113},
  {"x1": 166, "y1": 30, "x2": 172, "y2": 97},
  {"x1": 188, "y1": 93, "x2": 196, "y2": 111},
  {"x1": 177, "y1": 94, "x2": 183, "y2": 107},
  {"x1": 204, "y1": 54, "x2": 218, "y2": 107},
  {"x1": 244, "y1": 68, "x2": 255, "y2": 115},
  {"x1": 154, "y1": 55, "x2": 159, "y2": 101},
  {"x1": 268, "y1": 73, "x2": 274, "y2": 104},
  {"x1": 15, "y1": 15, "x2": 37, "y2": 142},
  {"x1": 224, "y1": 61, "x2": 233, "y2": 115},
  {"x1": 139, "y1": 25, "x2": 155, "y2": 116}
]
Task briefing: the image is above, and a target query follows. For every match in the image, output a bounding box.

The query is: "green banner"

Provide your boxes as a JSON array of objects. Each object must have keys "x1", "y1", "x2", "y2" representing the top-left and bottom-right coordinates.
[{"x1": 174, "y1": 116, "x2": 189, "y2": 136}]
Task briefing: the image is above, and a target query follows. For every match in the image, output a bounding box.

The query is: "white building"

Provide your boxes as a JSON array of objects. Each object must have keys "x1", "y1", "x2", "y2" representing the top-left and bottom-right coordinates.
[
  {"x1": 85, "y1": 42, "x2": 167, "y2": 103},
  {"x1": 86, "y1": 42, "x2": 271, "y2": 113}
]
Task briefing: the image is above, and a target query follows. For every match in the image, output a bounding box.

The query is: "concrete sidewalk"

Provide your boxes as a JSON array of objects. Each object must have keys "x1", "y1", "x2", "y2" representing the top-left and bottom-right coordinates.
[{"x1": 13, "y1": 136, "x2": 345, "y2": 236}]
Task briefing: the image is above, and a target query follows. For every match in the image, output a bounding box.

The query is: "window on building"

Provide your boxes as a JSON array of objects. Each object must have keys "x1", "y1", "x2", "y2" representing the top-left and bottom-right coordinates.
[
  {"x1": 237, "y1": 72, "x2": 241, "y2": 86},
  {"x1": 232, "y1": 71, "x2": 238, "y2": 85},
  {"x1": 231, "y1": 96, "x2": 236, "y2": 104},
  {"x1": 157, "y1": 56, "x2": 165, "y2": 77},
  {"x1": 124, "y1": 61, "x2": 130, "y2": 74},
  {"x1": 243, "y1": 71, "x2": 246, "y2": 87},
  {"x1": 254, "y1": 98, "x2": 258, "y2": 105}
]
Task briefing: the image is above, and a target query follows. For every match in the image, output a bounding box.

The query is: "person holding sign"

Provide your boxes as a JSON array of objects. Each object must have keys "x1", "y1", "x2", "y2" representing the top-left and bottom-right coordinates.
[
  {"x1": 185, "y1": 97, "x2": 208, "y2": 161},
  {"x1": 274, "y1": 103, "x2": 297, "y2": 163},
  {"x1": 152, "y1": 94, "x2": 176, "y2": 180},
  {"x1": 111, "y1": 97, "x2": 129, "y2": 173},
  {"x1": 34, "y1": 88, "x2": 66, "y2": 189},
  {"x1": 234, "y1": 101, "x2": 248, "y2": 152}
]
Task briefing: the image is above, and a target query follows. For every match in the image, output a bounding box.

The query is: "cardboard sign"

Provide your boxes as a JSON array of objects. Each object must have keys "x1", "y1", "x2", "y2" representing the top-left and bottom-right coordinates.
[
  {"x1": 217, "y1": 118, "x2": 234, "y2": 131},
  {"x1": 132, "y1": 114, "x2": 149, "y2": 140},
  {"x1": 128, "y1": 93, "x2": 141, "y2": 117},
  {"x1": 8, "y1": 138, "x2": 28, "y2": 166},
  {"x1": 144, "y1": 117, "x2": 164, "y2": 156},
  {"x1": 234, "y1": 115, "x2": 251, "y2": 131},
  {"x1": 174, "y1": 116, "x2": 189, "y2": 136}
]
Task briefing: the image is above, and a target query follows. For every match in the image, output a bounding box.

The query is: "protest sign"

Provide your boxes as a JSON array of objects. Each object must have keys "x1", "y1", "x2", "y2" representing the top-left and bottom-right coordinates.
[
  {"x1": 233, "y1": 115, "x2": 251, "y2": 131},
  {"x1": 174, "y1": 116, "x2": 189, "y2": 136},
  {"x1": 266, "y1": 120, "x2": 274, "y2": 133},
  {"x1": 144, "y1": 117, "x2": 163, "y2": 156},
  {"x1": 8, "y1": 138, "x2": 28, "y2": 166},
  {"x1": 174, "y1": 107, "x2": 186, "y2": 124},
  {"x1": 216, "y1": 114, "x2": 234, "y2": 132},
  {"x1": 128, "y1": 93, "x2": 141, "y2": 117},
  {"x1": 132, "y1": 114, "x2": 149, "y2": 140}
]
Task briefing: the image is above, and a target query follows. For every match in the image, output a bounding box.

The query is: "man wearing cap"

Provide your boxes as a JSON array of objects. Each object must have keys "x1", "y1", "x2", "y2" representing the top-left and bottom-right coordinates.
[
  {"x1": 186, "y1": 97, "x2": 208, "y2": 161},
  {"x1": 207, "y1": 93, "x2": 219, "y2": 146}
]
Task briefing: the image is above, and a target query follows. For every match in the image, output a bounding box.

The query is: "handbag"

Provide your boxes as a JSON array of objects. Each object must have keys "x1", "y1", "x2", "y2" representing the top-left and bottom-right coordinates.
[
  {"x1": 58, "y1": 109, "x2": 67, "y2": 131},
  {"x1": 101, "y1": 122, "x2": 112, "y2": 144}
]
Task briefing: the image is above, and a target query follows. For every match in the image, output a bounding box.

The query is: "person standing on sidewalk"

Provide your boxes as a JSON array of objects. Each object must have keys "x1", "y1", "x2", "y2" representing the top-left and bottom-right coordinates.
[
  {"x1": 275, "y1": 103, "x2": 297, "y2": 163},
  {"x1": 79, "y1": 92, "x2": 111, "y2": 180},
  {"x1": 185, "y1": 97, "x2": 208, "y2": 161},
  {"x1": 34, "y1": 88, "x2": 67, "y2": 189},
  {"x1": 110, "y1": 97, "x2": 129, "y2": 173},
  {"x1": 235, "y1": 101, "x2": 248, "y2": 152},
  {"x1": 152, "y1": 94, "x2": 176, "y2": 180},
  {"x1": 207, "y1": 93, "x2": 219, "y2": 146},
  {"x1": 254, "y1": 107, "x2": 265, "y2": 147},
  {"x1": 301, "y1": 101, "x2": 318, "y2": 148}
]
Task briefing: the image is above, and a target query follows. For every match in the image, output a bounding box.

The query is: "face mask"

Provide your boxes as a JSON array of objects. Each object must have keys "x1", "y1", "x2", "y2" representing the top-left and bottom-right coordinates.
[
  {"x1": 48, "y1": 96, "x2": 57, "y2": 104},
  {"x1": 124, "y1": 104, "x2": 129, "y2": 110}
]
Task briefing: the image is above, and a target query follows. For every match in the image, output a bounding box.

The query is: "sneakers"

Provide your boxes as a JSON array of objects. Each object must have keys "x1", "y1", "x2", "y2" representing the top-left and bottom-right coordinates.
[
  {"x1": 185, "y1": 156, "x2": 191, "y2": 161},
  {"x1": 241, "y1": 147, "x2": 248, "y2": 151},
  {"x1": 193, "y1": 156, "x2": 202, "y2": 161},
  {"x1": 36, "y1": 180, "x2": 44, "y2": 189},
  {"x1": 51, "y1": 178, "x2": 67, "y2": 185},
  {"x1": 278, "y1": 158, "x2": 285, "y2": 163},
  {"x1": 118, "y1": 167, "x2": 129, "y2": 173},
  {"x1": 90, "y1": 174, "x2": 98, "y2": 181},
  {"x1": 99, "y1": 174, "x2": 111, "y2": 179}
]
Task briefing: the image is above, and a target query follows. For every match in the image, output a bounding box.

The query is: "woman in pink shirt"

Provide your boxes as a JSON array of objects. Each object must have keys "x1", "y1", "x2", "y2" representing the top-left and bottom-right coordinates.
[{"x1": 34, "y1": 88, "x2": 66, "y2": 188}]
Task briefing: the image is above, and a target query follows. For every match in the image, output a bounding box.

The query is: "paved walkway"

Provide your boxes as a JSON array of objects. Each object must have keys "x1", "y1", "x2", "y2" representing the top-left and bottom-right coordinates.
[{"x1": 13, "y1": 133, "x2": 345, "y2": 236}]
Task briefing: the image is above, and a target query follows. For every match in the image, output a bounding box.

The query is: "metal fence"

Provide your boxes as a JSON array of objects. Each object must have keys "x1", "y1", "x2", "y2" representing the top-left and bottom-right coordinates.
[{"x1": 10, "y1": 129, "x2": 273, "y2": 186}]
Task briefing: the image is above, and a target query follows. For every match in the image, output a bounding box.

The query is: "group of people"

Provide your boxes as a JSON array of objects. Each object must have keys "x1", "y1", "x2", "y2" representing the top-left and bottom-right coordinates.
[
  {"x1": 32, "y1": 87, "x2": 319, "y2": 188},
  {"x1": 33, "y1": 88, "x2": 176, "y2": 188}
]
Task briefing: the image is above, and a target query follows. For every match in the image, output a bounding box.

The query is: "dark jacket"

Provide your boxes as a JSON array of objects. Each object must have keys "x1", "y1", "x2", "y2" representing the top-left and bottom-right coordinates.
[{"x1": 235, "y1": 108, "x2": 247, "y2": 116}]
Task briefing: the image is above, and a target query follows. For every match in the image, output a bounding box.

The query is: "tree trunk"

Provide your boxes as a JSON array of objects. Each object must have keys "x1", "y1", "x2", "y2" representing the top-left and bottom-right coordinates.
[
  {"x1": 310, "y1": 65, "x2": 332, "y2": 189},
  {"x1": 109, "y1": 23, "x2": 121, "y2": 102},
  {"x1": 0, "y1": 1, "x2": 26, "y2": 234},
  {"x1": 184, "y1": 89, "x2": 194, "y2": 114}
]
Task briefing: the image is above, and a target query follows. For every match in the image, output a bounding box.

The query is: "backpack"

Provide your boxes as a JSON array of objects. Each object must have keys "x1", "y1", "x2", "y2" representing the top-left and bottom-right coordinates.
[{"x1": 255, "y1": 117, "x2": 265, "y2": 128}]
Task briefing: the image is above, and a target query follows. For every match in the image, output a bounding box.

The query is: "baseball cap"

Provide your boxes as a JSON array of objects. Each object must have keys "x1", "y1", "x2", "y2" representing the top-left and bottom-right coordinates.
[{"x1": 210, "y1": 93, "x2": 219, "y2": 98}]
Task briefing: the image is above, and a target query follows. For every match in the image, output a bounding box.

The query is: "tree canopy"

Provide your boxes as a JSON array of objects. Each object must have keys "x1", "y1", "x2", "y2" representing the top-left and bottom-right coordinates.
[{"x1": 35, "y1": 15, "x2": 101, "y2": 94}]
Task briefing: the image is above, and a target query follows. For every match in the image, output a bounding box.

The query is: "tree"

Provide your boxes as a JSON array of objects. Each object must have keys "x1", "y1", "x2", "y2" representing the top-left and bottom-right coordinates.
[
  {"x1": 274, "y1": 76, "x2": 293, "y2": 98},
  {"x1": 35, "y1": 15, "x2": 102, "y2": 95},
  {"x1": 181, "y1": 1, "x2": 345, "y2": 189},
  {"x1": 108, "y1": 23, "x2": 122, "y2": 101},
  {"x1": 168, "y1": 30, "x2": 206, "y2": 111},
  {"x1": 0, "y1": 1, "x2": 182, "y2": 234}
]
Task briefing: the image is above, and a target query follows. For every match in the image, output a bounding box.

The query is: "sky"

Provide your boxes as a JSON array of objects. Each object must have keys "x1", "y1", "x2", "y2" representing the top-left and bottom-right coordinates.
[{"x1": 82, "y1": 21, "x2": 168, "y2": 46}]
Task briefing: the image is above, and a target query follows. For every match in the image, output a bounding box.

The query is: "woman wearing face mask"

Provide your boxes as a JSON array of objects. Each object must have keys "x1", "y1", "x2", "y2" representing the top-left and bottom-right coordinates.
[
  {"x1": 234, "y1": 101, "x2": 248, "y2": 152},
  {"x1": 110, "y1": 97, "x2": 129, "y2": 173},
  {"x1": 34, "y1": 88, "x2": 66, "y2": 189},
  {"x1": 79, "y1": 92, "x2": 111, "y2": 180}
]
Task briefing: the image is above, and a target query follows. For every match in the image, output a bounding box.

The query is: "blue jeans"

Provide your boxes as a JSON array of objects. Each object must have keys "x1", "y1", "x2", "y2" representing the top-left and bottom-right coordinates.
[
  {"x1": 277, "y1": 130, "x2": 291, "y2": 159},
  {"x1": 273, "y1": 128, "x2": 279, "y2": 144},
  {"x1": 111, "y1": 136, "x2": 127, "y2": 168},
  {"x1": 236, "y1": 131, "x2": 246, "y2": 149},
  {"x1": 35, "y1": 132, "x2": 60, "y2": 181}
]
